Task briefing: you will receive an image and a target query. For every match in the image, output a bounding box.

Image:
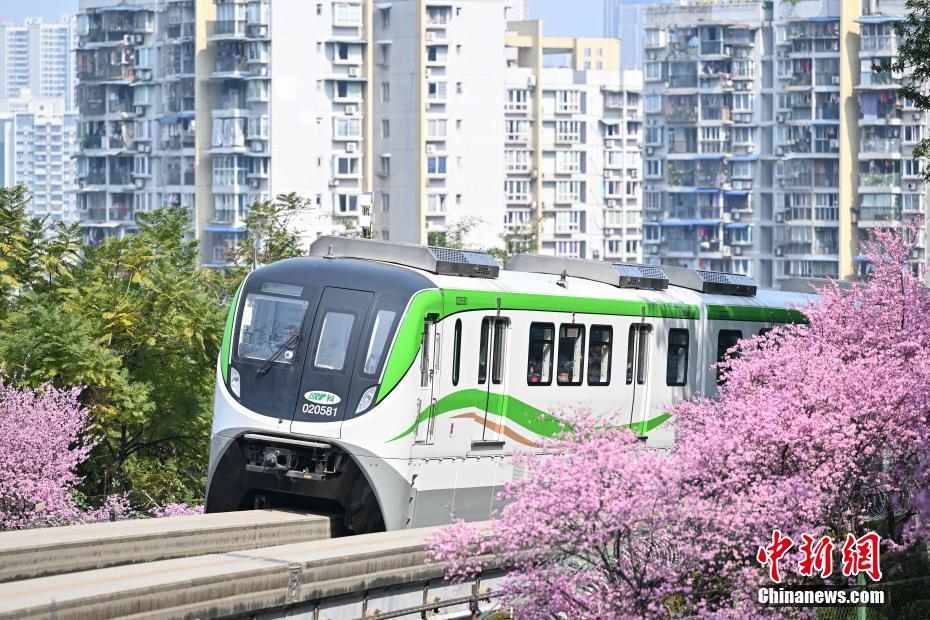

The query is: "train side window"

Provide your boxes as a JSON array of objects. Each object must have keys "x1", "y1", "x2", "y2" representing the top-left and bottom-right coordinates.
[
  {"x1": 491, "y1": 320, "x2": 508, "y2": 384},
  {"x1": 587, "y1": 325, "x2": 612, "y2": 386},
  {"x1": 636, "y1": 326, "x2": 650, "y2": 385},
  {"x1": 717, "y1": 329, "x2": 742, "y2": 382},
  {"x1": 557, "y1": 324, "x2": 585, "y2": 385},
  {"x1": 452, "y1": 319, "x2": 462, "y2": 386},
  {"x1": 759, "y1": 327, "x2": 771, "y2": 337},
  {"x1": 478, "y1": 317, "x2": 490, "y2": 384},
  {"x1": 626, "y1": 326, "x2": 636, "y2": 384},
  {"x1": 313, "y1": 311, "x2": 356, "y2": 371},
  {"x1": 362, "y1": 310, "x2": 396, "y2": 376},
  {"x1": 666, "y1": 328, "x2": 689, "y2": 386},
  {"x1": 527, "y1": 322, "x2": 554, "y2": 385}
]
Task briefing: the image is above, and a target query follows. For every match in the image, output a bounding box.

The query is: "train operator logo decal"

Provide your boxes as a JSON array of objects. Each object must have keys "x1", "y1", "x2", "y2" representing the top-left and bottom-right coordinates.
[
  {"x1": 302, "y1": 390, "x2": 341, "y2": 417},
  {"x1": 304, "y1": 390, "x2": 341, "y2": 405}
]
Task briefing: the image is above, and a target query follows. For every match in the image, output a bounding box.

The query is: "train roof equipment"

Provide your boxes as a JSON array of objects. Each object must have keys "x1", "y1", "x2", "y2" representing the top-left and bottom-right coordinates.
[
  {"x1": 308, "y1": 235, "x2": 500, "y2": 279},
  {"x1": 661, "y1": 265, "x2": 757, "y2": 297},
  {"x1": 505, "y1": 254, "x2": 669, "y2": 291}
]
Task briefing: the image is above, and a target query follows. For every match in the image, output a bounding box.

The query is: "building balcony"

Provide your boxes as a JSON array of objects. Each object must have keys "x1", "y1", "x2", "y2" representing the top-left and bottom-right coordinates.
[
  {"x1": 208, "y1": 20, "x2": 247, "y2": 40},
  {"x1": 860, "y1": 172, "x2": 901, "y2": 187},
  {"x1": 860, "y1": 35, "x2": 899, "y2": 55},
  {"x1": 859, "y1": 137, "x2": 901, "y2": 154},
  {"x1": 858, "y1": 206, "x2": 900, "y2": 224}
]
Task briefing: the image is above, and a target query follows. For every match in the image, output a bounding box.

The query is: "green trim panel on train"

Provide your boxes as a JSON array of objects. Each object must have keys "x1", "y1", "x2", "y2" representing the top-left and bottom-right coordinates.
[
  {"x1": 220, "y1": 283, "x2": 242, "y2": 384},
  {"x1": 706, "y1": 305, "x2": 808, "y2": 324}
]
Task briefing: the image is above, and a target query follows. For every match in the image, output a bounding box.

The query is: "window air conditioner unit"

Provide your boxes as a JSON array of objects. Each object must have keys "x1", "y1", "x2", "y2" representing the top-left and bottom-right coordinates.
[
  {"x1": 650, "y1": 245, "x2": 659, "y2": 255},
  {"x1": 733, "y1": 245, "x2": 742, "y2": 255},
  {"x1": 776, "y1": 146, "x2": 784, "y2": 156},
  {"x1": 348, "y1": 66, "x2": 360, "y2": 77},
  {"x1": 775, "y1": 246, "x2": 783, "y2": 256},
  {"x1": 646, "y1": 146, "x2": 654, "y2": 155},
  {"x1": 345, "y1": 104, "x2": 358, "y2": 115},
  {"x1": 832, "y1": 75, "x2": 840, "y2": 85},
  {"x1": 775, "y1": 212, "x2": 784, "y2": 223},
  {"x1": 908, "y1": 182, "x2": 917, "y2": 191},
  {"x1": 426, "y1": 32, "x2": 436, "y2": 42},
  {"x1": 134, "y1": 178, "x2": 144, "y2": 188},
  {"x1": 732, "y1": 211, "x2": 741, "y2": 221},
  {"x1": 133, "y1": 34, "x2": 144, "y2": 44},
  {"x1": 914, "y1": 112, "x2": 922, "y2": 120},
  {"x1": 722, "y1": 246, "x2": 732, "y2": 257},
  {"x1": 724, "y1": 46, "x2": 732, "y2": 55},
  {"x1": 608, "y1": 199, "x2": 618, "y2": 207},
  {"x1": 776, "y1": 114, "x2": 784, "y2": 123},
  {"x1": 647, "y1": 118, "x2": 656, "y2": 126},
  {"x1": 346, "y1": 142, "x2": 358, "y2": 152},
  {"x1": 426, "y1": 144, "x2": 436, "y2": 154},
  {"x1": 830, "y1": 139, "x2": 839, "y2": 149},
  {"x1": 604, "y1": 170, "x2": 613, "y2": 178},
  {"x1": 123, "y1": 35, "x2": 133, "y2": 45},
  {"x1": 139, "y1": 144, "x2": 150, "y2": 153},
  {"x1": 250, "y1": 179, "x2": 260, "y2": 188}
]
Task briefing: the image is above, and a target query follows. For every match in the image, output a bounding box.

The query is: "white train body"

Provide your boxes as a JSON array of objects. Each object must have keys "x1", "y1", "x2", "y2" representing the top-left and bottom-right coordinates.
[{"x1": 206, "y1": 237, "x2": 812, "y2": 532}]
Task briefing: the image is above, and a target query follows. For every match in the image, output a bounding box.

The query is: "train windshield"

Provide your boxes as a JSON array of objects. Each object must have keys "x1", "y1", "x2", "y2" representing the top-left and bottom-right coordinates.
[{"x1": 237, "y1": 293, "x2": 309, "y2": 362}]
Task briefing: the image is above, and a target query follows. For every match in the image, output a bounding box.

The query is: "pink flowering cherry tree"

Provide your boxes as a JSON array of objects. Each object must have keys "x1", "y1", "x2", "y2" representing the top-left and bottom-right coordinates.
[{"x1": 430, "y1": 226, "x2": 930, "y2": 617}]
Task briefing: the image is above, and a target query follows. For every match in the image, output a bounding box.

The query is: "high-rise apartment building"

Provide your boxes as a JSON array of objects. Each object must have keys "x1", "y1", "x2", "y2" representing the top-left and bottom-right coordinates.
[
  {"x1": 0, "y1": 94, "x2": 78, "y2": 222},
  {"x1": 0, "y1": 17, "x2": 77, "y2": 110},
  {"x1": 641, "y1": 0, "x2": 927, "y2": 286},
  {"x1": 603, "y1": 0, "x2": 673, "y2": 70},
  {"x1": 505, "y1": 21, "x2": 644, "y2": 261}
]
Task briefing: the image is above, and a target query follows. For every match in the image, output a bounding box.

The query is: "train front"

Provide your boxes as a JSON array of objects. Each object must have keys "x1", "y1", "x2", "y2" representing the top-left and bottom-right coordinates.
[{"x1": 204, "y1": 255, "x2": 430, "y2": 533}]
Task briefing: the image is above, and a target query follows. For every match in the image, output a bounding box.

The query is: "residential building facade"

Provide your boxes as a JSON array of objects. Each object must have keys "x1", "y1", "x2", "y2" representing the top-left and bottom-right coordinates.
[
  {"x1": 0, "y1": 94, "x2": 78, "y2": 222},
  {"x1": 505, "y1": 22, "x2": 644, "y2": 261},
  {"x1": 0, "y1": 17, "x2": 77, "y2": 109},
  {"x1": 642, "y1": 0, "x2": 928, "y2": 286}
]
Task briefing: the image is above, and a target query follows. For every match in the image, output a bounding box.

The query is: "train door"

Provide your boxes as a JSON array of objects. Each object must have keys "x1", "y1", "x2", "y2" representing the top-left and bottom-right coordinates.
[
  {"x1": 290, "y1": 287, "x2": 373, "y2": 439},
  {"x1": 477, "y1": 314, "x2": 510, "y2": 443},
  {"x1": 414, "y1": 315, "x2": 441, "y2": 444},
  {"x1": 625, "y1": 322, "x2": 653, "y2": 429}
]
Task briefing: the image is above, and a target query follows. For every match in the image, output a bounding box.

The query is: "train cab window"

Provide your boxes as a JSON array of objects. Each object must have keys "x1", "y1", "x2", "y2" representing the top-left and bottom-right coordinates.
[
  {"x1": 527, "y1": 322, "x2": 554, "y2": 385},
  {"x1": 666, "y1": 328, "x2": 689, "y2": 386},
  {"x1": 491, "y1": 320, "x2": 508, "y2": 384},
  {"x1": 237, "y1": 294, "x2": 309, "y2": 362},
  {"x1": 362, "y1": 310, "x2": 396, "y2": 376},
  {"x1": 312, "y1": 311, "x2": 356, "y2": 371},
  {"x1": 557, "y1": 324, "x2": 585, "y2": 385},
  {"x1": 478, "y1": 317, "x2": 490, "y2": 384},
  {"x1": 452, "y1": 319, "x2": 462, "y2": 386},
  {"x1": 587, "y1": 325, "x2": 612, "y2": 385},
  {"x1": 716, "y1": 329, "x2": 742, "y2": 382}
]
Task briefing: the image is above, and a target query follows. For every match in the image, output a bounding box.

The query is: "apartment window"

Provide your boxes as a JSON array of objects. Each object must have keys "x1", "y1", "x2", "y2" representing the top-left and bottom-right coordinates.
[
  {"x1": 505, "y1": 180, "x2": 530, "y2": 202},
  {"x1": 133, "y1": 156, "x2": 151, "y2": 176},
  {"x1": 335, "y1": 194, "x2": 359, "y2": 213},
  {"x1": 316, "y1": 3, "x2": 323, "y2": 15},
  {"x1": 905, "y1": 125, "x2": 924, "y2": 142},
  {"x1": 555, "y1": 210, "x2": 582, "y2": 233},
  {"x1": 427, "y1": 45, "x2": 448, "y2": 63},
  {"x1": 645, "y1": 160, "x2": 663, "y2": 178},
  {"x1": 213, "y1": 155, "x2": 247, "y2": 187},
  {"x1": 380, "y1": 81, "x2": 390, "y2": 103},
  {"x1": 645, "y1": 29, "x2": 662, "y2": 46},
  {"x1": 334, "y1": 117, "x2": 361, "y2": 138},
  {"x1": 557, "y1": 324, "x2": 585, "y2": 385},
  {"x1": 555, "y1": 241, "x2": 582, "y2": 258},
  {"x1": 555, "y1": 180, "x2": 583, "y2": 202},
  {"x1": 334, "y1": 156, "x2": 359, "y2": 176},
  {"x1": 587, "y1": 326, "x2": 612, "y2": 386},
  {"x1": 427, "y1": 194, "x2": 447, "y2": 213},
  {"x1": 336, "y1": 81, "x2": 362, "y2": 100},
  {"x1": 380, "y1": 192, "x2": 390, "y2": 212},
  {"x1": 427, "y1": 81, "x2": 447, "y2": 101},
  {"x1": 645, "y1": 62, "x2": 663, "y2": 80},
  {"x1": 733, "y1": 127, "x2": 753, "y2": 143},
  {"x1": 644, "y1": 127, "x2": 662, "y2": 145},
  {"x1": 381, "y1": 7, "x2": 391, "y2": 28},
  {"x1": 381, "y1": 119, "x2": 390, "y2": 138},
  {"x1": 555, "y1": 150, "x2": 582, "y2": 173},
  {"x1": 380, "y1": 155, "x2": 390, "y2": 175},
  {"x1": 555, "y1": 121, "x2": 583, "y2": 143},
  {"x1": 246, "y1": 80, "x2": 268, "y2": 101},
  {"x1": 666, "y1": 329, "x2": 689, "y2": 386},
  {"x1": 556, "y1": 90, "x2": 581, "y2": 113},
  {"x1": 733, "y1": 93, "x2": 753, "y2": 112},
  {"x1": 378, "y1": 43, "x2": 391, "y2": 65},
  {"x1": 427, "y1": 156, "x2": 447, "y2": 175},
  {"x1": 644, "y1": 95, "x2": 661, "y2": 113},
  {"x1": 905, "y1": 159, "x2": 924, "y2": 177},
  {"x1": 505, "y1": 119, "x2": 529, "y2": 142},
  {"x1": 506, "y1": 89, "x2": 528, "y2": 112},
  {"x1": 426, "y1": 6, "x2": 452, "y2": 25},
  {"x1": 333, "y1": 3, "x2": 362, "y2": 26},
  {"x1": 505, "y1": 149, "x2": 531, "y2": 173},
  {"x1": 427, "y1": 119, "x2": 447, "y2": 138}
]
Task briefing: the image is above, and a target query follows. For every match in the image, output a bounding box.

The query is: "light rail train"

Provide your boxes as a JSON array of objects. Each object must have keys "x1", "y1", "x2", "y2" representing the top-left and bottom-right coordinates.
[{"x1": 205, "y1": 237, "x2": 812, "y2": 532}]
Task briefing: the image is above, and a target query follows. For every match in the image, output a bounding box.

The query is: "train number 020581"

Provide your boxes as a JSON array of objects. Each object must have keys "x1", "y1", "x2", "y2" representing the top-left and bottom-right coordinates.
[{"x1": 302, "y1": 403, "x2": 338, "y2": 417}]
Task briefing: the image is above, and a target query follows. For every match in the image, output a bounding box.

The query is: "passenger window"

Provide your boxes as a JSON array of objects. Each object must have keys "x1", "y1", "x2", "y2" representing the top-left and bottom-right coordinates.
[
  {"x1": 527, "y1": 322, "x2": 554, "y2": 385},
  {"x1": 362, "y1": 310, "x2": 396, "y2": 376},
  {"x1": 587, "y1": 325, "x2": 612, "y2": 385},
  {"x1": 452, "y1": 319, "x2": 462, "y2": 386},
  {"x1": 666, "y1": 328, "x2": 689, "y2": 386},
  {"x1": 636, "y1": 327, "x2": 649, "y2": 385},
  {"x1": 626, "y1": 326, "x2": 636, "y2": 384},
  {"x1": 759, "y1": 327, "x2": 771, "y2": 337},
  {"x1": 478, "y1": 317, "x2": 490, "y2": 384},
  {"x1": 238, "y1": 294, "x2": 308, "y2": 362},
  {"x1": 491, "y1": 320, "x2": 507, "y2": 384},
  {"x1": 717, "y1": 329, "x2": 742, "y2": 382},
  {"x1": 557, "y1": 324, "x2": 585, "y2": 385},
  {"x1": 312, "y1": 311, "x2": 355, "y2": 371}
]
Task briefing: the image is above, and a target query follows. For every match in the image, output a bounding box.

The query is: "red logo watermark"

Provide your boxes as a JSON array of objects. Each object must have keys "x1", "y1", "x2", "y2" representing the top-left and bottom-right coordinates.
[{"x1": 756, "y1": 531, "x2": 882, "y2": 583}]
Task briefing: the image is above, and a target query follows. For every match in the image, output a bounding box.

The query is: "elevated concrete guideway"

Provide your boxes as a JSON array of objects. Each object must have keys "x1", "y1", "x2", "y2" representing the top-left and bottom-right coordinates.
[
  {"x1": 0, "y1": 524, "x2": 501, "y2": 620},
  {"x1": 0, "y1": 510, "x2": 341, "y2": 582}
]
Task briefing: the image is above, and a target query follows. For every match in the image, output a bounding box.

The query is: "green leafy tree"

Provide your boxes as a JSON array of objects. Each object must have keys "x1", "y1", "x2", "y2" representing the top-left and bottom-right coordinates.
[
  {"x1": 489, "y1": 216, "x2": 541, "y2": 263},
  {"x1": 233, "y1": 192, "x2": 308, "y2": 268},
  {"x1": 0, "y1": 201, "x2": 224, "y2": 506},
  {"x1": 892, "y1": 1, "x2": 930, "y2": 180},
  {"x1": 426, "y1": 215, "x2": 482, "y2": 248}
]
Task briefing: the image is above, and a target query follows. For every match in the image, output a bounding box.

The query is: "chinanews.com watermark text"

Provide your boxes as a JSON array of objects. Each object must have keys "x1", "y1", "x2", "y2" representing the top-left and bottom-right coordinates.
[{"x1": 758, "y1": 586, "x2": 885, "y2": 607}]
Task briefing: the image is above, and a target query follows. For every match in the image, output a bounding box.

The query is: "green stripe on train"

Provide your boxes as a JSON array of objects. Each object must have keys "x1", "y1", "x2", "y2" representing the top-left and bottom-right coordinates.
[
  {"x1": 706, "y1": 305, "x2": 808, "y2": 324},
  {"x1": 376, "y1": 289, "x2": 700, "y2": 404},
  {"x1": 220, "y1": 283, "x2": 243, "y2": 384},
  {"x1": 387, "y1": 388, "x2": 673, "y2": 442}
]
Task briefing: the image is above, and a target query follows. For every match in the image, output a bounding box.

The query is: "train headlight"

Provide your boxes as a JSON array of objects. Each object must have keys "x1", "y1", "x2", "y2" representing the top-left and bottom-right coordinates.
[
  {"x1": 229, "y1": 367, "x2": 241, "y2": 398},
  {"x1": 356, "y1": 386, "x2": 377, "y2": 414}
]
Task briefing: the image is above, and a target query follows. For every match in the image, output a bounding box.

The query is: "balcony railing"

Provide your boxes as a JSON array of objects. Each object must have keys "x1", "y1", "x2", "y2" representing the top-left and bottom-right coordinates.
[
  {"x1": 861, "y1": 172, "x2": 901, "y2": 187},
  {"x1": 211, "y1": 20, "x2": 247, "y2": 37},
  {"x1": 861, "y1": 35, "x2": 898, "y2": 53},
  {"x1": 859, "y1": 206, "x2": 900, "y2": 222},
  {"x1": 214, "y1": 57, "x2": 249, "y2": 74},
  {"x1": 668, "y1": 75, "x2": 698, "y2": 88},
  {"x1": 666, "y1": 109, "x2": 698, "y2": 123},
  {"x1": 860, "y1": 137, "x2": 901, "y2": 153}
]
